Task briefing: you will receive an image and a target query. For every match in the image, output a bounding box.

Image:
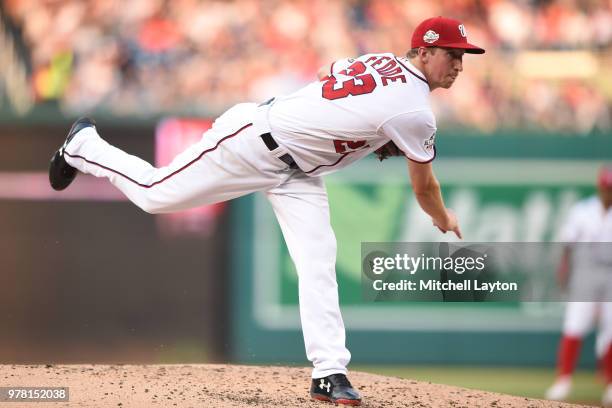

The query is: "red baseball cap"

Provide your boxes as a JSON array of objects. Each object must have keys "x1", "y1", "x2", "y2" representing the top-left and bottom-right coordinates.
[
  {"x1": 411, "y1": 16, "x2": 485, "y2": 54},
  {"x1": 598, "y1": 165, "x2": 612, "y2": 188}
]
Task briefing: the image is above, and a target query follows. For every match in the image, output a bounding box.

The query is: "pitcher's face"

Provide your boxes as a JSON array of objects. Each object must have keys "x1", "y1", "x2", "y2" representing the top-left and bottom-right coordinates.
[{"x1": 425, "y1": 47, "x2": 464, "y2": 89}]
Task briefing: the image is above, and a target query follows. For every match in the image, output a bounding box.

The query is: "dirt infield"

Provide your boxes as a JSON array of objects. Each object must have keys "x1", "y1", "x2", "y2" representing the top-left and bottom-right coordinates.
[{"x1": 0, "y1": 364, "x2": 587, "y2": 407}]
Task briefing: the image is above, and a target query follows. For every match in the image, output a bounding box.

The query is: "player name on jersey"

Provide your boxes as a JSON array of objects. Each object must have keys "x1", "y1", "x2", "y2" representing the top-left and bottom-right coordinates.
[{"x1": 364, "y1": 55, "x2": 407, "y2": 86}]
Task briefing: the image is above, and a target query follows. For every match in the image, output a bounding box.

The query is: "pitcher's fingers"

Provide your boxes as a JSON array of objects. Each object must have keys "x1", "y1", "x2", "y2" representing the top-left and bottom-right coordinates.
[{"x1": 453, "y1": 226, "x2": 463, "y2": 240}]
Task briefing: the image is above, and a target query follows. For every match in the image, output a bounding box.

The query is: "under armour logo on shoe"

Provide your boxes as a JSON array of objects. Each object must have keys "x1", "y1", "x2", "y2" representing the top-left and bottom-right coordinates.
[{"x1": 319, "y1": 379, "x2": 331, "y2": 392}]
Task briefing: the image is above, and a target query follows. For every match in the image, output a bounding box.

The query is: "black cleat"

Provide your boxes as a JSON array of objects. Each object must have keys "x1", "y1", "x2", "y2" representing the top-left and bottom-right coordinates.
[
  {"x1": 49, "y1": 117, "x2": 96, "y2": 191},
  {"x1": 310, "y1": 374, "x2": 361, "y2": 406}
]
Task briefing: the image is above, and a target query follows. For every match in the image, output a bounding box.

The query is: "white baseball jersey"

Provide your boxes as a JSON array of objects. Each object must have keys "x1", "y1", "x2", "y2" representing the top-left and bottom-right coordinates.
[
  {"x1": 268, "y1": 53, "x2": 436, "y2": 176},
  {"x1": 561, "y1": 196, "x2": 612, "y2": 243},
  {"x1": 561, "y1": 196, "x2": 612, "y2": 273},
  {"x1": 560, "y1": 197, "x2": 612, "y2": 333}
]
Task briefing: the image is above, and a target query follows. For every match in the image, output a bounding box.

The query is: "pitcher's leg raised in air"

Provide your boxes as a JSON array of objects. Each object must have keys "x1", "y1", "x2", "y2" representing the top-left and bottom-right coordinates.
[{"x1": 50, "y1": 109, "x2": 284, "y2": 212}]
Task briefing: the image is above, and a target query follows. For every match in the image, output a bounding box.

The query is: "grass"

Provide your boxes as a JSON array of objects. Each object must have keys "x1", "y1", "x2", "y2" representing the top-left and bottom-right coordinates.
[{"x1": 354, "y1": 365, "x2": 606, "y2": 406}]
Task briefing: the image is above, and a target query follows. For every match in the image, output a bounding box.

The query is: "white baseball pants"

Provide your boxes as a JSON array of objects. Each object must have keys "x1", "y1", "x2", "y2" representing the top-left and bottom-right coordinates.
[
  {"x1": 63, "y1": 102, "x2": 351, "y2": 378},
  {"x1": 562, "y1": 302, "x2": 612, "y2": 358},
  {"x1": 563, "y1": 263, "x2": 612, "y2": 357},
  {"x1": 563, "y1": 302, "x2": 599, "y2": 338},
  {"x1": 598, "y1": 303, "x2": 612, "y2": 358}
]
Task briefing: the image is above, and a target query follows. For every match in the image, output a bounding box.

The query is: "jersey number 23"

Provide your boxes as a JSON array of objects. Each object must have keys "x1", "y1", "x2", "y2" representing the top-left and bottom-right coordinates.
[{"x1": 322, "y1": 61, "x2": 376, "y2": 100}]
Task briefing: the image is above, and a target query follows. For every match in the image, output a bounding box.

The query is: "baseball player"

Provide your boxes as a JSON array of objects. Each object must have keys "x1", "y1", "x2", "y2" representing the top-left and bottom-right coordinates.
[
  {"x1": 49, "y1": 17, "x2": 483, "y2": 405},
  {"x1": 545, "y1": 166, "x2": 612, "y2": 406}
]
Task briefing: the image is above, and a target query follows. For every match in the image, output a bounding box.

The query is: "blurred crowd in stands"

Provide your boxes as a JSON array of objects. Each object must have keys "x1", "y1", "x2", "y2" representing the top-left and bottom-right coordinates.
[{"x1": 3, "y1": 0, "x2": 612, "y2": 134}]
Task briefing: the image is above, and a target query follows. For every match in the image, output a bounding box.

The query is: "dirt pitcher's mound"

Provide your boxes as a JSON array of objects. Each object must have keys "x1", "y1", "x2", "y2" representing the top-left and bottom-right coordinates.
[{"x1": 0, "y1": 364, "x2": 585, "y2": 407}]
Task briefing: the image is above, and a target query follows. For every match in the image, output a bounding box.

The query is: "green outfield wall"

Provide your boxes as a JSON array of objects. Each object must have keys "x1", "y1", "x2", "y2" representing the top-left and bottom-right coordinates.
[{"x1": 232, "y1": 134, "x2": 610, "y2": 366}]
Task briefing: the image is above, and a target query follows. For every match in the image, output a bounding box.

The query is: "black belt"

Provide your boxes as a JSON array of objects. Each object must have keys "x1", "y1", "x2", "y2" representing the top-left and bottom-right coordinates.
[{"x1": 260, "y1": 133, "x2": 298, "y2": 169}]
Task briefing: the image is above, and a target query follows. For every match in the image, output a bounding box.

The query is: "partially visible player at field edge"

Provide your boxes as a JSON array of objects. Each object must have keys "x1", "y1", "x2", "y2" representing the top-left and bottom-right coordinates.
[
  {"x1": 48, "y1": 16, "x2": 484, "y2": 406},
  {"x1": 546, "y1": 166, "x2": 612, "y2": 407}
]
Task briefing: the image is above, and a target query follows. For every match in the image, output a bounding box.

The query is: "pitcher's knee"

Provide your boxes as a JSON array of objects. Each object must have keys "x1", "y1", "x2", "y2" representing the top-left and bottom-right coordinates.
[
  {"x1": 300, "y1": 239, "x2": 337, "y2": 270},
  {"x1": 140, "y1": 203, "x2": 163, "y2": 214},
  {"x1": 318, "y1": 232, "x2": 337, "y2": 260}
]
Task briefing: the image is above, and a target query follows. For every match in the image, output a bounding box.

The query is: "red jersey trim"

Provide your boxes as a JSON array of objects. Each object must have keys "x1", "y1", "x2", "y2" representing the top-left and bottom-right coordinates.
[
  {"x1": 304, "y1": 152, "x2": 351, "y2": 174},
  {"x1": 394, "y1": 57, "x2": 428, "y2": 85},
  {"x1": 330, "y1": 60, "x2": 336, "y2": 74},
  {"x1": 406, "y1": 146, "x2": 436, "y2": 164}
]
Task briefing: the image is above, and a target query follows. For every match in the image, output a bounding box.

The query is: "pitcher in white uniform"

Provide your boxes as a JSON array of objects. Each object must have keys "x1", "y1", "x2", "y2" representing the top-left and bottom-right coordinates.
[
  {"x1": 49, "y1": 17, "x2": 484, "y2": 406},
  {"x1": 546, "y1": 166, "x2": 612, "y2": 407}
]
